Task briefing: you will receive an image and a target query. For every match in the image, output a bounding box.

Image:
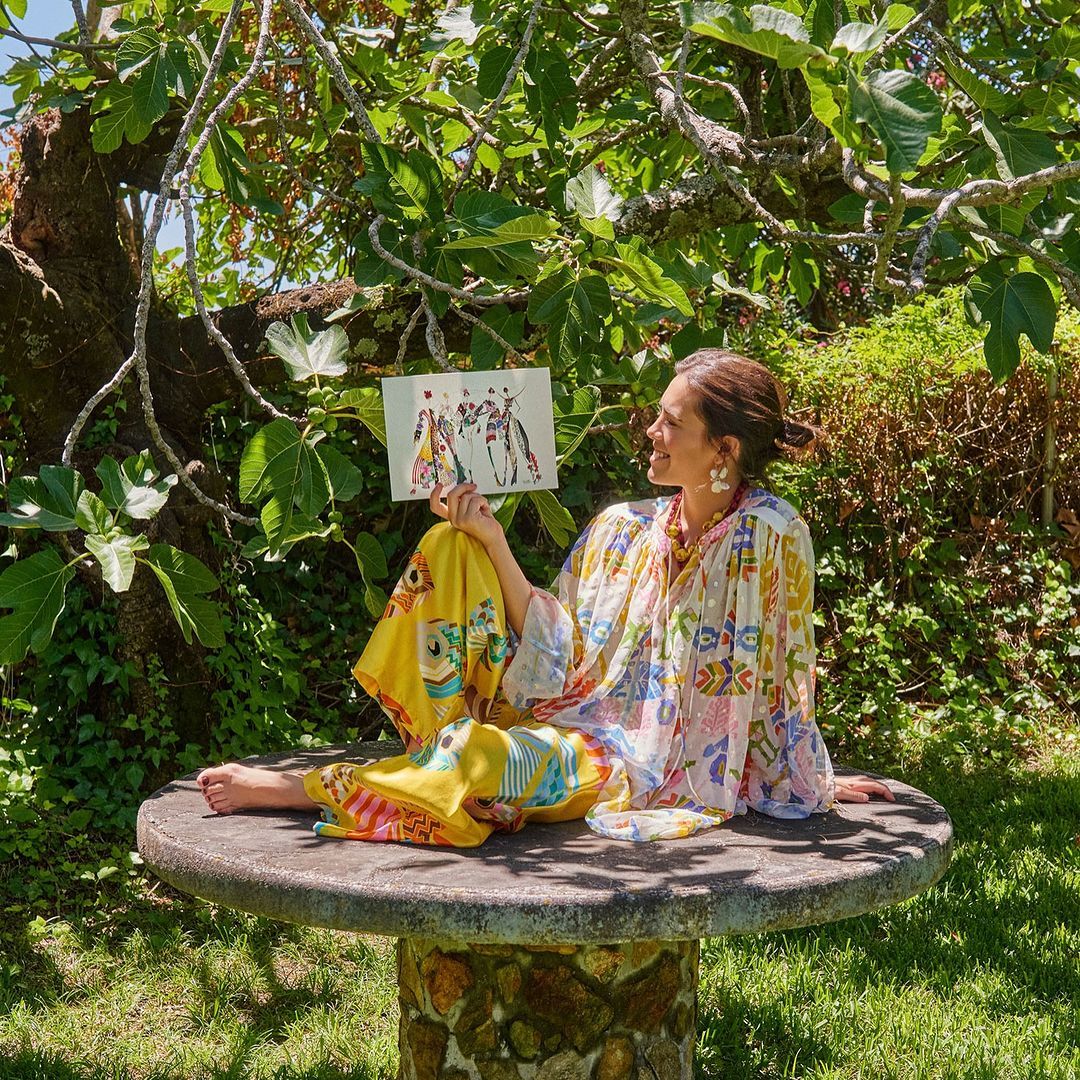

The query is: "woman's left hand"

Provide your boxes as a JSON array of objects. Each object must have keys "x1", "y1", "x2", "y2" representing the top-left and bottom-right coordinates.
[{"x1": 834, "y1": 775, "x2": 895, "y2": 803}]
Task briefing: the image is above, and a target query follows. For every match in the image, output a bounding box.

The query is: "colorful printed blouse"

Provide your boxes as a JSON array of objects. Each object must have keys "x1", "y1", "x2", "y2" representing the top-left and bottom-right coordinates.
[{"x1": 501, "y1": 488, "x2": 836, "y2": 841}]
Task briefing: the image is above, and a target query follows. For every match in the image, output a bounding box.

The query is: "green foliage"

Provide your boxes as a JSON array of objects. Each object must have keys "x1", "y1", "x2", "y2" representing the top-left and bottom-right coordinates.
[
  {"x1": 0, "y1": 455, "x2": 221, "y2": 662},
  {"x1": 964, "y1": 264, "x2": 1057, "y2": 380},
  {"x1": 849, "y1": 68, "x2": 942, "y2": 173},
  {"x1": 0, "y1": 550, "x2": 76, "y2": 664},
  {"x1": 763, "y1": 289, "x2": 1079, "y2": 765},
  {"x1": 264, "y1": 314, "x2": 349, "y2": 382}
]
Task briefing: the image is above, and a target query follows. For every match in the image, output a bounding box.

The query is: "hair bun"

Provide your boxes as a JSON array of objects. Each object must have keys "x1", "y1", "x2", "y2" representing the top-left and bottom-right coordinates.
[{"x1": 778, "y1": 419, "x2": 817, "y2": 449}]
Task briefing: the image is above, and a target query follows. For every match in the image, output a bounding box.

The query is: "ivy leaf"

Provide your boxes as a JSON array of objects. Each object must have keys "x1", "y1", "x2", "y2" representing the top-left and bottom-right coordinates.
[
  {"x1": 142, "y1": 545, "x2": 225, "y2": 648},
  {"x1": 981, "y1": 114, "x2": 1057, "y2": 182},
  {"x1": 90, "y1": 81, "x2": 154, "y2": 153},
  {"x1": 94, "y1": 452, "x2": 177, "y2": 520},
  {"x1": 850, "y1": 69, "x2": 942, "y2": 173},
  {"x1": 315, "y1": 443, "x2": 364, "y2": 503},
  {"x1": 609, "y1": 243, "x2": 693, "y2": 317},
  {"x1": 0, "y1": 466, "x2": 84, "y2": 532},
  {"x1": 964, "y1": 264, "x2": 1056, "y2": 381},
  {"x1": 681, "y1": 3, "x2": 829, "y2": 68},
  {"x1": 84, "y1": 533, "x2": 149, "y2": 594},
  {"x1": 0, "y1": 549, "x2": 75, "y2": 664},
  {"x1": 337, "y1": 387, "x2": 387, "y2": 446},
  {"x1": 264, "y1": 313, "x2": 348, "y2": 382},
  {"x1": 553, "y1": 386, "x2": 601, "y2": 461},
  {"x1": 565, "y1": 167, "x2": 624, "y2": 224},
  {"x1": 527, "y1": 490, "x2": 576, "y2": 548}
]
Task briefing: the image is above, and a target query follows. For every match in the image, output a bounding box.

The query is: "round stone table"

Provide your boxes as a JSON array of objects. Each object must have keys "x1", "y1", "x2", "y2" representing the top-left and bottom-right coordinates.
[{"x1": 137, "y1": 743, "x2": 952, "y2": 1080}]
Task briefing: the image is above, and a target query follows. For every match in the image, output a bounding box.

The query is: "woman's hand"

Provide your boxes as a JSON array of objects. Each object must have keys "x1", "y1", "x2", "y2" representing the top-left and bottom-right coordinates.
[
  {"x1": 430, "y1": 482, "x2": 505, "y2": 549},
  {"x1": 834, "y1": 775, "x2": 896, "y2": 803}
]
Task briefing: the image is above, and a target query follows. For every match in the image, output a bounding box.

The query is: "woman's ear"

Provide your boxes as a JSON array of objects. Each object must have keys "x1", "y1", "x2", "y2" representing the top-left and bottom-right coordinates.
[{"x1": 717, "y1": 435, "x2": 740, "y2": 462}]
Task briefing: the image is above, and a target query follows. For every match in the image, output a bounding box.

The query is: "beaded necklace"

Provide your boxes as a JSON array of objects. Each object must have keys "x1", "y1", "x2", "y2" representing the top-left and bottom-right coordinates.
[{"x1": 664, "y1": 482, "x2": 749, "y2": 565}]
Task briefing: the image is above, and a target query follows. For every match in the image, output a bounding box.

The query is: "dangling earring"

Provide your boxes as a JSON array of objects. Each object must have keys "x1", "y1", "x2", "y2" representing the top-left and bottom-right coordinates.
[{"x1": 710, "y1": 461, "x2": 730, "y2": 493}]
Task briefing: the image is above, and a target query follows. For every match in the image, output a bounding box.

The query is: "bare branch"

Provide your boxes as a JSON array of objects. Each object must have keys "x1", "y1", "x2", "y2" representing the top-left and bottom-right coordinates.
[
  {"x1": 872, "y1": 174, "x2": 909, "y2": 295},
  {"x1": 367, "y1": 215, "x2": 529, "y2": 306},
  {"x1": 170, "y1": 0, "x2": 293, "y2": 434},
  {"x1": 576, "y1": 37, "x2": 622, "y2": 92},
  {"x1": 448, "y1": 0, "x2": 542, "y2": 206},
  {"x1": 0, "y1": 24, "x2": 114, "y2": 55},
  {"x1": 423, "y1": 296, "x2": 453, "y2": 372},
  {"x1": 395, "y1": 304, "x2": 424, "y2": 374},
  {"x1": 279, "y1": 0, "x2": 381, "y2": 143},
  {"x1": 69, "y1": 0, "x2": 90, "y2": 45},
  {"x1": 63, "y1": 0, "x2": 246, "y2": 475},
  {"x1": 451, "y1": 303, "x2": 528, "y2": 365},
  {"x1": 910, "y1": 187, "x2": 967, "y2": 291},
  {"x1": 622, "y1": 7, "x2": 747, "y2": 166},
  {"x1": 870, "y1": 7, "x2": 933, "y2": 68}
]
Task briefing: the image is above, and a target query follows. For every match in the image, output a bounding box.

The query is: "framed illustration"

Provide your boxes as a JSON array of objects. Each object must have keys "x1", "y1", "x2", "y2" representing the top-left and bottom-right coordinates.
[{"x1": 382, "y1": 368, "x2": 558, "y2": 501}]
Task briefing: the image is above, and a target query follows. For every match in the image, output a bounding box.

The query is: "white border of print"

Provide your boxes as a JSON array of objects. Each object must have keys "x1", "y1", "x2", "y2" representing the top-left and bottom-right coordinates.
[{"x1": 382, "y1": 368, "x2": 558, "y2": 501}]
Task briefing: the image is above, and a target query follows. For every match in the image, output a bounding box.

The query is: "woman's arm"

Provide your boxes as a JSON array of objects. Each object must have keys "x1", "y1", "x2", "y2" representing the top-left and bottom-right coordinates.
[{"x1": 429, "y1": 482, "x2": 533, "y2": 636}]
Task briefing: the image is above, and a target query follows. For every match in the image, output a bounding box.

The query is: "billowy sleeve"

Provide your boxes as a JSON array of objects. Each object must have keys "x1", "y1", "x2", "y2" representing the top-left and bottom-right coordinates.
[
  {"x1": 743, "y1": 516, "x2": 835, "y2": 817},
  {"x1": 500, "y1": 512, "x2": 602, "y2": 709}
]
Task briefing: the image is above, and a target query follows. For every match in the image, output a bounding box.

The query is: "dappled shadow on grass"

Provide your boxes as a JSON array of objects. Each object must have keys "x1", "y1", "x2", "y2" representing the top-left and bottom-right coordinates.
[
  {"x1": 709, "y1": 752, "x2": 1080, "y2": 1011},
  {"x1": 0, "y1": 896, "x2": 317, "y2": 1015},
  {"x1": 696, "y1": 988, "x2": 836, "y2": 1080},
  {"x1": 182, "y1": 926, "x2": 390, "y2": 1044},
  {"x1": 0, "y1": 1047, "x2": 382, "y2": 1080}
]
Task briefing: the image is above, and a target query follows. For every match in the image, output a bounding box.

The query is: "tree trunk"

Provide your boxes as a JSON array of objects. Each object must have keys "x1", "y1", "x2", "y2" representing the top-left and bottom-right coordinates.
[{"x1": 0, "y1": 104, "x2": 480, "y2": 757}]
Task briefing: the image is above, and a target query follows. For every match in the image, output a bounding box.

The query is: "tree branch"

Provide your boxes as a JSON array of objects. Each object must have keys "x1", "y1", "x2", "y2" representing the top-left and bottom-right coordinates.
[{"x1": 448, "y1": 0, "x2": 542, "y2": 207}]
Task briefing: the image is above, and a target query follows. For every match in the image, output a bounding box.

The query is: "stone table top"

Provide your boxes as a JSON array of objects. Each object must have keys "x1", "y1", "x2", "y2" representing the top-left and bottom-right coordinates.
[{"x1": 137, "y1": 742, "x2": 953, "y2": 945}]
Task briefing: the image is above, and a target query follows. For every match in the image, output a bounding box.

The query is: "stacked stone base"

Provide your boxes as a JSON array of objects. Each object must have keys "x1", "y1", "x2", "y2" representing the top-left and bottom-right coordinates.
[{"x1": 397, "y1": 936, "x2": 698, "y2": 1080}]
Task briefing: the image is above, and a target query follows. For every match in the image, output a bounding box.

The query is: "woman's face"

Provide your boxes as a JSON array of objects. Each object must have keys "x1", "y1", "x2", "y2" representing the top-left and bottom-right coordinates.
[{"x1": 645, "y1": 374, "x2": 720, "y2": 491}]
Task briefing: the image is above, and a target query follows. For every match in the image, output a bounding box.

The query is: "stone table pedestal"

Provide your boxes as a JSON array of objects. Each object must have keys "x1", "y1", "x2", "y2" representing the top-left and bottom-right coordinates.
[
  {"x1": 397, "y1": 937, "x2": 697, "y2": 1080},
  {"x1": 138, "y1": 743, "x2": 953, "y2": 1080}
]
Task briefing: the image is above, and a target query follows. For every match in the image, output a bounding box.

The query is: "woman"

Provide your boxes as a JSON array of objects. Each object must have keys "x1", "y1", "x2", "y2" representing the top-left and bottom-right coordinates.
[{"x1": 198, "y1": 349, "x2": 892, "y2": 843}]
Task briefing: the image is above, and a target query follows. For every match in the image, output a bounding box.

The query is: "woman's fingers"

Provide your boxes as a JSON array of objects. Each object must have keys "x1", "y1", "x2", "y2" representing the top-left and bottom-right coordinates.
[{"x1": 429, "y1": 482, "x2": 448, "y2": 519}]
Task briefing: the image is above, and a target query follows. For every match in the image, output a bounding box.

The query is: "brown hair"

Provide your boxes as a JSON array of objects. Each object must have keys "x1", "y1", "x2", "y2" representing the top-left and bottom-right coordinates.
[{"x1": 673, "y1": 348, "x2": 820, "y2": 479}]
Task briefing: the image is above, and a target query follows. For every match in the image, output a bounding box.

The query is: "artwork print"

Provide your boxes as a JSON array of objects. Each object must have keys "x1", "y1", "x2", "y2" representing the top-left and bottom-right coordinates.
[{"x1": 382, "y1": 369, "x2": 558, "y2": 501}]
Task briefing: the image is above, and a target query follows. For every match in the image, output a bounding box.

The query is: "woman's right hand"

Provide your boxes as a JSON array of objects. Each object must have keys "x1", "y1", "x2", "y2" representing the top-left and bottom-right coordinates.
[{"x1": 430, "y1": 482, "x2": 505, "y2": 549}]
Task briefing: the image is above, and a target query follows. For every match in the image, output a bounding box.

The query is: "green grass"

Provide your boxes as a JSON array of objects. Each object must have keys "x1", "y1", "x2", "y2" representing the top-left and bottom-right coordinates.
[{"x1": 1, "y1": 732, "x2": 1077, "y2": 1080}]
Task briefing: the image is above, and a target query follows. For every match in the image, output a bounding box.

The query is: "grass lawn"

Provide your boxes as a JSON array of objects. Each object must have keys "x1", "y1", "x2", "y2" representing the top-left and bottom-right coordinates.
[{"x1": 1, "y1": 731, "x2": 1077, "y2": 1080}]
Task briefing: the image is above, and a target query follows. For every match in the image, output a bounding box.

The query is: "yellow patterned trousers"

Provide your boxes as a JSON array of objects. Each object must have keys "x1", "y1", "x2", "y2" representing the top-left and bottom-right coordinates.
[{"x1": 303, "y1": 523, "x2": 609, "y2": 847}]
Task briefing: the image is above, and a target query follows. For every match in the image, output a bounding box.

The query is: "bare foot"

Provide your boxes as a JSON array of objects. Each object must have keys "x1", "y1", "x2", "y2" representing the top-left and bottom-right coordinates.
[
  {"x1": 196, "y1": 763, "x2": 314, "y2": 815},
  {"x1": 834, "y1": 774, "x2": 896, "y2": 804}
]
